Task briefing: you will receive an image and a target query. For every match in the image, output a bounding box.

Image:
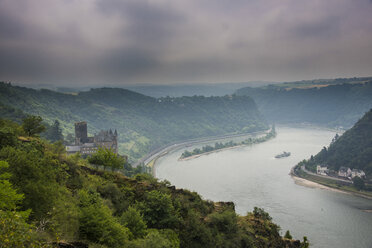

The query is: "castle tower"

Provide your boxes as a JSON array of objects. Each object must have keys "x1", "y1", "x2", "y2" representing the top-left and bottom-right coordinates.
[{"x1": 75, "y1": 121, "x2": 88, "y2": 145}]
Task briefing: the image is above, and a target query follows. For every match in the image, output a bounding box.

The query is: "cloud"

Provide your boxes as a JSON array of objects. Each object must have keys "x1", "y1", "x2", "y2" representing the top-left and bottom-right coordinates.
[{"x1": 0, "y1": 0, "x2": 371, "y2": 86}]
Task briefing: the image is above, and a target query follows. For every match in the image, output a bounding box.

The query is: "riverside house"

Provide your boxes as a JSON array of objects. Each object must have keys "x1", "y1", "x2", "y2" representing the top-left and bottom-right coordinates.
[
  {"x1": 338, "y1": 167, "x2": 352, "y2": 178},
  {"x1": 351, "y1": 169, "x2": 366, "y2": 178},
  {"x1": 316, "y1": 165, "x2": 329, "y2": 176}
]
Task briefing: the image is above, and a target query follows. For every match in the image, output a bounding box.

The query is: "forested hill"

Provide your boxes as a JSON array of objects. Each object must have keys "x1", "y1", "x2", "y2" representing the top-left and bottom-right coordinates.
[
  {"x1": 0, "y1": 82, "x2": 267, "y2": 161},
  {"x1": 236, "y1": 79, "x2": 372, "y2": 128},
  {"x1": 0, "y1": 119, "x2": 305, "y2": 247},
  {"x1": 307, "y1": 109, "x2": 372, "y2": 176}
]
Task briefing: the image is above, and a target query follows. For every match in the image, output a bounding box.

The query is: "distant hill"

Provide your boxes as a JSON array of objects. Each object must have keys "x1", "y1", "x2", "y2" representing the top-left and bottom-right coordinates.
[
  {"x1": 306, "y1": 109, "x2": 372, "y2": 176},
  {"x1": 236, "y1": 77, "x2": 372, "y2": 128},
  {"x1": 0, "y1": 82, "x2": 267, "y2": 161},
  {"x1": 124, "y1": 82, "x2": 276, "y2": 97}
]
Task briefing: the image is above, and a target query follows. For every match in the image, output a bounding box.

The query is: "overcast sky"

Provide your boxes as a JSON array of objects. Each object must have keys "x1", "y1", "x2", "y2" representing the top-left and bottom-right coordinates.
[{"x1": 0, "y1": 0, "x2": 371, "y2": 86}]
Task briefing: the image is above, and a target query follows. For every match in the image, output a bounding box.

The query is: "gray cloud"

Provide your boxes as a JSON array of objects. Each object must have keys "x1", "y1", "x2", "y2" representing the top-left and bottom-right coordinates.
[{"x1": 0, "y1": 0, "x2": 371, "y2": 86}]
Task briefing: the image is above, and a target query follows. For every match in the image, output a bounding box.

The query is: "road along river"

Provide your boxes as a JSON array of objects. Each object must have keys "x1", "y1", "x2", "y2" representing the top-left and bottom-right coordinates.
[{"x1": 155, "y1": 126, "x2": 372, "y2": 248}]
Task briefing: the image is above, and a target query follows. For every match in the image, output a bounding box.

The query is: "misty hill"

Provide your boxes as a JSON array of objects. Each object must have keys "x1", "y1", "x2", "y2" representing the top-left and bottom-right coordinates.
[
  {"x1": 305, "y1": 109, "x2": 372, "y2": 177},
  {"x1": 0, "y1": 82, "x2": 267, "y2": 161},
  {"x1": 124, "y1": 82, "x2": 277, "y2": 98},
  {"x1": 236, "y1": 78, "x2": 372, "y2": 128}
]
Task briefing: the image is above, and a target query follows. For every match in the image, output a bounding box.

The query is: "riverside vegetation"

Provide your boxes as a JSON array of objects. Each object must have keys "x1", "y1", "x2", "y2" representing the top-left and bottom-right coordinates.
[
  {"x1": 0, "y1": 116, "x2": 309, "y2": 248},
  {"x1": 180, "y1": 126, "x2": 276, "y2": 159},
  {"x1": 0, "y1": 82, "x2": 268, "y2": 161}
]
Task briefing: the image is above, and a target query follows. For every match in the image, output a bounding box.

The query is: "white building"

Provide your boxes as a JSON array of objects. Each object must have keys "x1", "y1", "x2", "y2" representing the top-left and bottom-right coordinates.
[
  {"x1": 338, "y1": 167, "x2": 352, "y2": 178},
  {"x1": 316, "y1": 165, "x2": 329, "y2": 176},
  {"x1": 351, "y1": 169, "x2": 366, "y2": 178}
]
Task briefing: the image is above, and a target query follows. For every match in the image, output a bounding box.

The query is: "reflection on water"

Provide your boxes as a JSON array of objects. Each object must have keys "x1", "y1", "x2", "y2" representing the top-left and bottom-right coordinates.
[{"x1": 156, "y1": 127, "x2": 372, "y2": 248}]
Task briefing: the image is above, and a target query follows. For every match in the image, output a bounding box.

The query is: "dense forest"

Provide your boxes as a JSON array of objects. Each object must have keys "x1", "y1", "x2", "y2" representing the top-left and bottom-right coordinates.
[
  {"x1": 0, "y1": 82, "x2": 267, "y2": 161},
  {"x1": 236, "y1": 78, "x2": 372, "y2": 128},
  {"x1": 0, "y1": 117, "x2": 307, "y2": 248},
  {"x1": 299, "y1": 109, "x2": 372, "y2": 178}
]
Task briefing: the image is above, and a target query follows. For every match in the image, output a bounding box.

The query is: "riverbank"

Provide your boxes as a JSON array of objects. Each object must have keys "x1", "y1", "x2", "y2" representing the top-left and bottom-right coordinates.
[
  {"x1": 291, "y1": 166, "x2": 372, "y2": 200},
  {"x1": 141, "y1": 129, "x2": 271, "y2": 176},
  {"x1": 179, "y1": 127, "x2": 276, "y2": 161},
  {"x1": 179, "y1": 144, "x2": 246, "y2": 161}
]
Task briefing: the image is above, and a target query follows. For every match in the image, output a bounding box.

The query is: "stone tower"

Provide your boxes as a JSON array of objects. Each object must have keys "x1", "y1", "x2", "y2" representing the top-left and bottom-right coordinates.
[{"x1": 75, "y1": 121, "x2": 88, "y2": 145}]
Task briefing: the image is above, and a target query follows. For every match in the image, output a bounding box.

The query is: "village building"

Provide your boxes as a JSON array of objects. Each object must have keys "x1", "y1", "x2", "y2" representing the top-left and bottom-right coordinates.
[
  {"x1": 316, "y1": 165, "x2": 329, "y2": 176},
  {"x1": 351, "y1": 169, "x2": 366, "y2": 178},
  {"x1": 338, "y1": 167, "x2": 352, "y2": 178},
  {"x1": 66, "y1": 122, "x2": 118, "y2": 155}
]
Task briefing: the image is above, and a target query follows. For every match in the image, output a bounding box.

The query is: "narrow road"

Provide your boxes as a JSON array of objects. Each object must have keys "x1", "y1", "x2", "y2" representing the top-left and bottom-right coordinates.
[{"x1": 300, "y1": 165, "x2": 352, "y2": 184}]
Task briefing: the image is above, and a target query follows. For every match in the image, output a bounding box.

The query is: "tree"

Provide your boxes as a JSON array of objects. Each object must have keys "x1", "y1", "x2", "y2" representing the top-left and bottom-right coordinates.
[
  {"x1": 136, "y1": 190, "x2": 180, "y2": 229},
  {"x1": 46, "y1": 120, "x2": 63, "y2": 142},
  {"x1": 0, "y1": 161, "x2": 43, "y2": 248},
  {"x1": 78, "y1": 189, "x2": 130, "y2": 247},
  {"x1": 284, "y1": 230, "x2": 292, "y2": 239},
  {"x1": 120, "y1": 206, "x2": 147, "y2": 239},
  {"x1": 88, "y1": 147, "x2": 125, "y2": 171},
  {"x1": 253, "y1": 207, "x2": 272, "y2": 221},
  {"x1": 0, "y1": 161, "x2": 24, "y2": 210},
  {"x1": 21, "y1": 116, "x2": 45, "y2": 137},
  {"x1": 352, "y1": 176, "x2": 365, "y2": 190}
]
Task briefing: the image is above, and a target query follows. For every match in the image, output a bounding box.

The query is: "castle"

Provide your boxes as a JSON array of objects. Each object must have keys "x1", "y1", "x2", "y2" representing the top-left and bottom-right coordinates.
[{"x1": 66, "y1": 122, "x2": 118, "y2": 155}]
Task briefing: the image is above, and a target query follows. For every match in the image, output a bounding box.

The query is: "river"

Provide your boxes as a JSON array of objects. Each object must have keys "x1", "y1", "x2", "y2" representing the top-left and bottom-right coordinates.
[{"x1": 155, "y1": 126, "x2": 372, "y2": 248}]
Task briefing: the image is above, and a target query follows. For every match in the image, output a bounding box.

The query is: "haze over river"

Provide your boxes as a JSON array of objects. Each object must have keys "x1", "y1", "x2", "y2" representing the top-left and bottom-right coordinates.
[{"x1": 155, "y1": 126, "x2": 372, "y2": 248}]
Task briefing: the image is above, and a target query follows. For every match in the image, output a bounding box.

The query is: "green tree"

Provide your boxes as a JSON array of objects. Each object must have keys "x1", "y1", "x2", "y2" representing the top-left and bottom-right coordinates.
[
  {"x1": 78, "y1": 189, "x2": 130, "y2": 247},
  {"x1": 0, "y1": 161, "x2": 24, "y2": 210},
  {"x1": 301, "y1": 236, "x2": 310, "y2": 248},
  {"x1": 46, "y1": 120, "x2": 63, "y2": 142},
  {"x1": 352, "y1": 176, "x2": 365, "y2": 190},
  {"x1": 120, "y1": 206, "x2": 147, "y2": 239},
  {"x1": 88, "y1": 147, "x2": 125, "y2": 171},
  {"x1": 21, "y1": 116, "x2": 46, "y2": 137},
  {"x1": 0, "y1": 161, "x2": 42, "y2": 248},
  {"x1": 136, "y1": 190, "x2": 180, "y2": 229},
  {"x1": 253, "y1": 207, "x2": 272, "y2": 221},
  {"x1": 130, "y1": 229, "x2": 180, "y2": 248},
  {"x1": 284, "y1": 230, "x2": 293, "y2": 239},
  {"x1": 0, "y1": 146, "x2": 64, "y2": 220}
]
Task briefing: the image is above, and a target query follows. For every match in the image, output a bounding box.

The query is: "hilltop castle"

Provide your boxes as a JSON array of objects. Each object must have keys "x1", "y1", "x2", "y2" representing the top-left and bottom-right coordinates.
[{"x1": 66, "y1": 122, "x2": 118, "y2": 155}]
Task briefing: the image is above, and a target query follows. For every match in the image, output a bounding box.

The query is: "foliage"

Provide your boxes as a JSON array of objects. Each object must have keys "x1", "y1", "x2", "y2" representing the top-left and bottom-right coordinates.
[
  {"x1": 300, "y1": 109, "x2": 372, "y2": 177},
  {"x1": 284, "y1": 230, "x2": 293, "y2": 239},
  {"x1": 0, "y1": 161, "x2": 24, "y2": 210},
  {"x1": 136, "y1": 190, "x2": 181, "y2": 229},
  {"x1": 352, "y1": 177, "x2": 365, "y2": 190},
  {"x1": 0, "y1": 82, "x2": 267, "y2": 161},
  {"x1": 88, "y1": 147, "x2": 126, "y2": 171},
  {"x1": 129, "y1": 229, "x2": 180, "y2": 248},
  {"x1": 21, "y1": 115, "x2": 46, "y2": 137},
  {"x1": 181, "y1": 126, "x2": 276, "y2": 159},
  {"x1": 78, "y1": 189, "x2": 130, "y2": 247},
  {"x1": 42, "y1": 120, "x2": 64, "y2": 142},
  {"x1": 253, "y1": 207, "x2": 272, "y2": 221},
  {"x1": 0, "y1": 117, "x2": 304, "y2": 247},
  {"x1": 0, "y1": 210, "x2": 44, "y2": 248},
  {"x1": 120, "y1": 206, "x2": 147, "y2": 239}
]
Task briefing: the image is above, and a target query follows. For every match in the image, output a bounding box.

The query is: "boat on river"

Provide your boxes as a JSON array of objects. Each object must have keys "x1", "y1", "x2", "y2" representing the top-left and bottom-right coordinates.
[{"x1": 275, "y1": 151, "x2": 291, "y2": 158}]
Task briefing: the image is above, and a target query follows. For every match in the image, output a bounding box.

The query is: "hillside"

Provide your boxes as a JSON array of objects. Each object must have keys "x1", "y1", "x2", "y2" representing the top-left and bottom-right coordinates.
[
  {"x1": 0, "y1": 118, "x2": 305, "y2": 248},
  {"x1": 236, "y1": 78, "x2": 372, "y2": 128},
  {"x1": 0, "y1": 82, "x2": 267, "y2": 161},
  {"x1": 304, "y1": 109, "x2": 372, "y2": 177}
]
